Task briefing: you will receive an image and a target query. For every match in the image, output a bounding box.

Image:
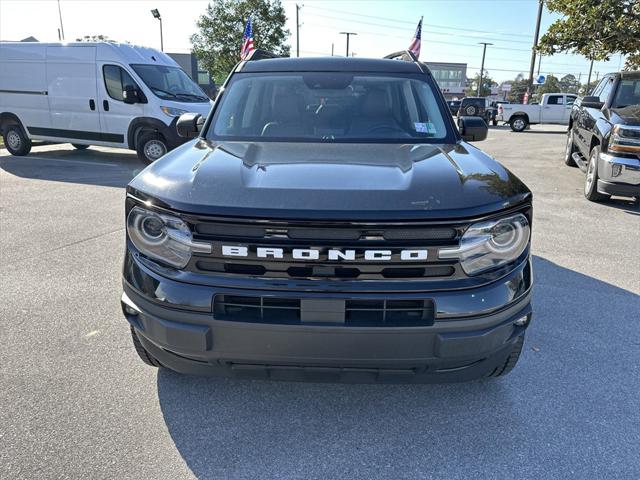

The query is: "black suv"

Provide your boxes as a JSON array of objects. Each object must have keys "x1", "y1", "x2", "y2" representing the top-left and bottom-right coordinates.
[
  {"x1": 457, "y1": 97, "x2": 491, "y2": 124},
  {"x1": 122, "y1": 50, "x2": 533, "y2": 383},
  {"x1": 566, "y1": 71, "x2": 640, "y2": 202}
]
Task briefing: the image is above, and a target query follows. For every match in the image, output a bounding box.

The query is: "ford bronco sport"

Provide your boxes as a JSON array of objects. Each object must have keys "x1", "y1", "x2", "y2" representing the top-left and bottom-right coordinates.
[{"x1": 121, "y1": 50, "x2": 533, "y2": 383}]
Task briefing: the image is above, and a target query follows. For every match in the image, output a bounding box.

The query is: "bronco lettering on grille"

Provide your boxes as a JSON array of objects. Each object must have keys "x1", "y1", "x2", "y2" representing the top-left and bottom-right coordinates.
[{"x1": 220, "y1": 246, "x2": 428, "y2": 262}]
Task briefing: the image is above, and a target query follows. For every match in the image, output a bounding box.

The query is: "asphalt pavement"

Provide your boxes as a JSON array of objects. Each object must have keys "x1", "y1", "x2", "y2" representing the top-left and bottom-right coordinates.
[{"x1": 1, "y1": 126, "x2": 639, "y2": 479}]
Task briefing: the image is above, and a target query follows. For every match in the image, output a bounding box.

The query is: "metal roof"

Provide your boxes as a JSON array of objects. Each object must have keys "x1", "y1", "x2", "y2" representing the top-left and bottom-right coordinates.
[{"x1": 239, "y1": 56, "x2": 424, "y2": 74}]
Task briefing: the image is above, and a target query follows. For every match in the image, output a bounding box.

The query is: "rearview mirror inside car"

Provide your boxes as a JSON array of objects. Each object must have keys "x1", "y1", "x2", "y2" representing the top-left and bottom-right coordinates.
[
  {"x1": 458, "y1": 116, "x2": 488, "y2": 142},
  {"x1": 176, "y1": 113, "x2": 204, "y2": 138}
]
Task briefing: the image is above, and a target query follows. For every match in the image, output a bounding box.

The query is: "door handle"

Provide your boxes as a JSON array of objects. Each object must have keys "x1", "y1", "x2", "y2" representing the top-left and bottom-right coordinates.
[
  {"x1": 89, "y1": 99, "x2": 95, "y2": 111},
  {"x1": 103, "y1": 100, "x2": 109, "y2": 112}
]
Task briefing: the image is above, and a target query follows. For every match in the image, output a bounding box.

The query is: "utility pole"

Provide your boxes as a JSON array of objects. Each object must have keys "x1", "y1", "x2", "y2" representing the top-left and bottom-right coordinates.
[
  {"x1": 527, "y1": 0, "x2": 544, "y2": 92},
  {"x1": 339, "y1": 32, "x2": 357, "y2": 57},
  {"x1": 331, "y1": 43, "x2": 334, "y2": 56},
  {"x1": 587, "y1": 58, "x2": 594, "y2": 87},
  {"x1": 537, "y1": 54, "x2": 542, "y2": 77},
  {"x1": 477, "y1": 42, "x2": 492, "y2": 96},
  {"x1": 296, "y1": 4, "x2": 300, "y2": 57},
  {"x1": 57, "y1": 0, "x2": 65, "y2": 40}
]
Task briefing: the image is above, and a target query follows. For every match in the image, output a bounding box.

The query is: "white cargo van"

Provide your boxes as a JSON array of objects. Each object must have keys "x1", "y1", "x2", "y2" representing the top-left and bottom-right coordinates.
[{"x1": 0, "y1": 42, "x2": 212, "y2": 163}]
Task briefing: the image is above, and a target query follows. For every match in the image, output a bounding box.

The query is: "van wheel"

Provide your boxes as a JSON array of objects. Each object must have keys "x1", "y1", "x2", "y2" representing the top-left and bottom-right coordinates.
[
  {"x1": 130, "y1": 326, "x2": 163, "y2": 368},
  {"x1": 510, "y1": 116, "x2": 528, "y2": 132},
  {"x1": 136, "y1": 132, "x2": 167, "y2": 164},
  {"x1": 584, "y1": 146, "x2": 610, "y2": 202},
  {"x1": 3, "y1": 125, "x2": 32, "y2": 156},
  {"x1": 72, "y1": 144, "x2": 90, "y2": 150},
  {"x1": 488, "y1": 335, "x2": 524, "y2": 377}
]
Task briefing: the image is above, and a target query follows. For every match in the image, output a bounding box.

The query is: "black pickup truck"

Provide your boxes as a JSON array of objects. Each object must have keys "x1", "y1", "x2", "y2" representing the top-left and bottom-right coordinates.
[
  {"x1": 565, "y1": 71, "x2": 640, "y2": 202},
  {"x1": 121, "y1": 50, "x2": 533, "y2": 383}
]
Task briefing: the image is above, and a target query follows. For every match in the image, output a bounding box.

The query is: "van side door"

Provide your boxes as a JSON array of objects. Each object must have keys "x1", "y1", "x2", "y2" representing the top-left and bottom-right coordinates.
[
  {"x1": 97, "y1": 63, "x2": 145, "y2": 147},
  {"x1": 43, "y1": 45, "x2": 102, "y2": 141}
]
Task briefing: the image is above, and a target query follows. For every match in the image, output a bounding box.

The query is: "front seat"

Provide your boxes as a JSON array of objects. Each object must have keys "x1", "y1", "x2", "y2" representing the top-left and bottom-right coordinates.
[
  {"x1": 349, "y1": 88, "x2": 399, "y2": 135},
  {"x1": 261, "y1": 93, "x2": 306, "y2": 137}
]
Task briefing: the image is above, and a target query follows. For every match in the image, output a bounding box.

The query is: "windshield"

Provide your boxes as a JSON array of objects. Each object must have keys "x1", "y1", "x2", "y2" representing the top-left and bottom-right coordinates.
[
  {"x1": 613, "y1": 79, "x2": 640, "y2": 108},
  {"x1": 131, "y1": 64, "x2": 209, "y2": 102},
  {"x1": 208, "y1": 72, "x2": 452, "y2": 143}
]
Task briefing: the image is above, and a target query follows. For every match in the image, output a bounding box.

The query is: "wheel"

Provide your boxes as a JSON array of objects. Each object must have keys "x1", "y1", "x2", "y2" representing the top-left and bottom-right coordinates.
[
  {"x1": 72, "y1": 144, "x2": 90, "y2": 150},
  {"x1": 130, "y1": 326, "x2": 163, "y2": 367},
  {"x1": 489, "y1": 335, "x2": 524, "y2": 377},
  {"x1": 464, "y1": 105, "x2": 478, "y2": 116},
  {"x1": 509, "y1": 116, "x2": 528, "y2": 132},
  {"x1": 492, "y1": 119, "x2": 498, "y2": 126},
  {"x1": 3, "y1": 124, "x2": 32, "y2": 156},
  {"x1": 564, "y1": 130, "x2": 578, "y2": 167},
  {"x1": 136, "y1": 132, "x2": 167, "y2": 164},
  {"x1": 584, "y1": 145, "x2": 610, "y2": 202}
]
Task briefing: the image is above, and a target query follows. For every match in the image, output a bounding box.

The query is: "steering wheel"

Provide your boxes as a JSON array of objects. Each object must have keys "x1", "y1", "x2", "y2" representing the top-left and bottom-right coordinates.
[{"x1": 367, "y1": 124, "x2": 407, "y2": 135}]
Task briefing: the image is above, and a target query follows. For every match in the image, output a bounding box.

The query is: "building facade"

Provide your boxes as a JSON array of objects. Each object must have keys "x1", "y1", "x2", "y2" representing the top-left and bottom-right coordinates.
[
  {"x1": 425, "y1": 62, "x2": 467, "y2": 100},
  {"x1": 167, "y1": 52, "x2": 217, "y2": 99}
]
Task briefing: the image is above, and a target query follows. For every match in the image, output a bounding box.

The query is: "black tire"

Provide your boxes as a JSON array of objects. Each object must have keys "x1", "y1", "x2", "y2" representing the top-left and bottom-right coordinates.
[
  {"x1": 72, "y1": 144, "x2": 90, "y2": 150},
  {"x1": 492, "y1": 119, "x2": 498, "y2": 126},
  {"x1": 136, "y1": 132, "x2": 168, "y2": 164},
  {"x1": 564, "y1": 129, "x2": 578, "y2": 167},
  {"x1": 584, "y1": 145, "x2": 610, "y2": 202},
  {"x1": 3, "y1": 124, "x2": 32, "y2": 156},
  {"x1": 130, "y1": 326, "x2": 163, "y2": 367},
  {"x1": 509, "y1": 116, "x2": 528, "y2": 132},
  {"x1": 463, "y1": 104, "x2": 478, "y2": 116},
  {"x1": 489, "y1": 335, "x2": 524, "y2": 377}
]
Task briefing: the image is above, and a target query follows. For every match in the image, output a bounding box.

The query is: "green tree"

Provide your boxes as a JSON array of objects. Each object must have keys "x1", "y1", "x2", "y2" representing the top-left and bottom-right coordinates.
[
  {"x1": 536, "y1": 75, "x2": 562, "y2": 95},
  {"x1": 464, "y1": 71, "x2": 497, "y2": 97},
  {"x1": 506, "y1": 76, "x2": 529, "y2": 103},
  {"x1": 538, "y1": 0, "x2": 640, "y2": 70},
  {"x1": 559, "y1": 74, "x2": 580, "y2": 94},
  {"x1": 191, "y1": 0, "x2": 290, "y2": 84}
]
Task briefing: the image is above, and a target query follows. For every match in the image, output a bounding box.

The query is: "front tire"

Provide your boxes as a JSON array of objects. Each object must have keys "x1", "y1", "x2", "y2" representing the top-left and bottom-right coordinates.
[
  {"x1": 136, "y1": 132, "x2": 167, "y2": 164},
  {"x1": 3, "y1": 125, "x2": 32, "y2": 156},
  {"x1": 489, "y1": 335, "x2": 524, "y2": 377},
  {"x1": 564, "y1": 130, "x2": 578, "y2": 167},
  {"x1": 584, "y1": 146, "x2": 610, "y2": 202},
  {"x1": 510, "y1": 116, "x2": 528, "y2": 132},
  {"x1": 492, "y1": 118, "x2": 498, "y2": 126},
  {"x1": 72, "y1": 144, "x2": 90, "y2": 150},
  {"x1": 130, "y1": 326, "x2": 163, "y2": 367}
]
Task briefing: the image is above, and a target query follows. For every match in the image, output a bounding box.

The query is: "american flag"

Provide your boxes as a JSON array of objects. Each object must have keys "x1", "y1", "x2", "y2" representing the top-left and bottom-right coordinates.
[
  {"x1": 408, "y1": 17, "x2": 422, "y2": 58},
  {"x1": 241, "y1": 17, "x2": 255, "y2": 60}
]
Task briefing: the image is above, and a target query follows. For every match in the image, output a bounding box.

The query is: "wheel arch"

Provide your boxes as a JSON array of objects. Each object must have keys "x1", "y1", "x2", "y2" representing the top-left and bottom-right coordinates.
[
  {"x1": 510, "y1": 112, "x2": 530, "y2": 123},
  {"x1": 126, "y1": 117, "x2": 170, "y2": 150},
  {"x1": 0, "y1": 112, "x2": 27, "y2": 135}
]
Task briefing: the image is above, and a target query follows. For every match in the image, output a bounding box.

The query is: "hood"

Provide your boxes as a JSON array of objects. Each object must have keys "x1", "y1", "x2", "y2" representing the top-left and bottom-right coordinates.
[
  {"x1": 128, "y1": 140, "x2": 531, "y2": 220},
  {"x1": 611, "y1": 105, "x2": 640, "y2": 126}
]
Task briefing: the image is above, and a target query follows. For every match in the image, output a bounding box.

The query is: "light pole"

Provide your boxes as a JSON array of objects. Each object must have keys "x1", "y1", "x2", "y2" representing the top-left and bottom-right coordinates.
[
  {"x1": 339, "y1": 32, "x2": 357, "y2": 57},
  {"x1": 477, "y1": 42, "x2": 492, "y2": 96},
  {"x1": 151, "y1": 9, "x2": 163, "y2": 52},
  {"x1": 528, "y1": 0, "x2": 544, "y2": 93},
  {"x1": 296, "y1": 4, "x2": 301, "y2": 57}
]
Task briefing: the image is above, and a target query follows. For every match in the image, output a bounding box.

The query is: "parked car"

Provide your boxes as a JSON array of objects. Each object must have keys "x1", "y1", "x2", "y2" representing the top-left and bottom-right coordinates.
[
  {"x1": 121, "y1": 50, "x2": 533, "y2": 383},
  {"x1": 565, "y1": 71, "x2": 640, "y2": 202},
  {"x1": 457, "y1": 97, "x2": 491, "y2": 123},
  {"x1": 0, "y1": 42, "x2": 212, "y2": 163},
  {"x1": 447, "y1": 100, "x2": 461, "y2": 116},
  {"x1": 497, "y1": 93, "x2": 577, "y2": 131}
]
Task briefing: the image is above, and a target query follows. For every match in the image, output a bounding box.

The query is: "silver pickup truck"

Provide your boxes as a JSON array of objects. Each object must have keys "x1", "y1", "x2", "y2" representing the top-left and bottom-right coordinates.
[{"x1": 497, "y1": 93, "x2": 578, "y2": 131}]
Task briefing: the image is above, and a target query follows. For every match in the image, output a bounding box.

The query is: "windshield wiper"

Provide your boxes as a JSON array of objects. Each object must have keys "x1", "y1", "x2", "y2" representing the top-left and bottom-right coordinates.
[
  {"x1": 150, "y1": 86, "x2": 177, "y2": 98},
  {"x1": 176, "y1": 93, "x2": 209, "y2": 101}
]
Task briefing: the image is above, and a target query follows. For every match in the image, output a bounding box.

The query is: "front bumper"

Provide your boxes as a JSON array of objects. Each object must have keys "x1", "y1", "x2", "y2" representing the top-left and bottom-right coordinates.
[
  {"x1": 597, "y1": 152, "x2": 640, "y2": 197},
  {"x1": 122, "y1": 252, "x2": 533, "y2": 382}
]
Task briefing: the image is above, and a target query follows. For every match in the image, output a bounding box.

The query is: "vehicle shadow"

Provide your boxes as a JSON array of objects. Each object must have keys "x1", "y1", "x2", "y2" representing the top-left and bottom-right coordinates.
[
  {"x1": 0, "y1": 145, "x2": 144, "y2": 188},
  {"x1": 156, "y1": 256, "x2": 640, "y2": 480}
]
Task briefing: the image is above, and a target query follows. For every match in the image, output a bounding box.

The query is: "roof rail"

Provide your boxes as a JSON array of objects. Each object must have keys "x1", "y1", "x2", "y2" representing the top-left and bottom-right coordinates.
[
  {"x1": 244, "y1": 49, "x2": 279, "y2": 61},
  {"x1": 384, "y1": 50, "x2": 419, "y2": 63}
]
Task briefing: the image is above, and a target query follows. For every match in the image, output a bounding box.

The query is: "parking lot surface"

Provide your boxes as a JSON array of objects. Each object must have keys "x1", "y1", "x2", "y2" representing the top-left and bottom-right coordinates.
[{"x1": 1, "y1": 125, "x2": 639, "y2": 479}]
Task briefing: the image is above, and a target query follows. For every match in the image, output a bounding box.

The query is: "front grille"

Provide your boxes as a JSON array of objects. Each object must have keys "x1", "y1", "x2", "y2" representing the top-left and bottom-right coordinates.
[
  {"x1": 184, "y1": 216, "x2": 465, "y2": 281},
  {"x1": 214, "y1": 294, "x2": 435, "y2": 326}
]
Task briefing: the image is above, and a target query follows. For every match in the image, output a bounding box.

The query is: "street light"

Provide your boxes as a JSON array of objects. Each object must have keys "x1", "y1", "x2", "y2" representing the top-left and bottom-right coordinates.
[
  {"x1": 151, "y1": 8, "x2": 163, "y2": 52},
  {"x1": 477, "y1": 42, "x2": 493, "y2": 96},
  {"x1": 339, "y1": 32, "x2": 357, "y2": 57}
]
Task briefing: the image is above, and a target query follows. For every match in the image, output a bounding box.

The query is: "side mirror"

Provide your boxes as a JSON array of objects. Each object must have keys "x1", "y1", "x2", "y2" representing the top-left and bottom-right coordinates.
[
  {"x1": 581, "y1": 96, "x2": 605, "y2": 109},
  {"x1": 176, "y1": 112, "x2": 204, "y2": 138},
  {"x1": 123, "y1": 85, "x2": 139, "y2": 104},
  {"x1": 458, "y1": 116, "x2": 488, "y2": 142}
]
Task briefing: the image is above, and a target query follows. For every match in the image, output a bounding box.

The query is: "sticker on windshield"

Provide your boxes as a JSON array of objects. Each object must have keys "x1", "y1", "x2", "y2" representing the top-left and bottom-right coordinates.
[{"x1": 415, "y1": 122, "x2": 436, "y2": 134}]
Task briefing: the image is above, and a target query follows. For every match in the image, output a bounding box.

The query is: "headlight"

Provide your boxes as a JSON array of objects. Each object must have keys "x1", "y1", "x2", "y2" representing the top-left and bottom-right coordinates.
[
  {"x1": 439, "y1": 213, "x2": 530, "y2": 275},
  {"x1": 609, "y1": 125, "x2": 640, "y2": 154},
  {"x1": 160, "y1": 106, "x2": 188, "y2": 117},
  {"x1": 127, "y1": 206, "x2": 211, "y2": 268}
]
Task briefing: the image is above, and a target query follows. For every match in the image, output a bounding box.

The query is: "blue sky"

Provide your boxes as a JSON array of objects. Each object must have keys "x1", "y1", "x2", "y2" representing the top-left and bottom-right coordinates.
[{"x1": 0, "y1": 0, "x2": 624, "y2": 82}]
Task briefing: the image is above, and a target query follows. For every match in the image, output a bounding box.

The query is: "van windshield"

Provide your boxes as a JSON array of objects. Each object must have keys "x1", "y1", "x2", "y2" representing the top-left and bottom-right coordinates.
[
  {"x1": 131, "y1": 64, "x2": 209, "y2": 103},
  {"x1": 208, "y1": 72, "x2": 453, "y2": 143}
]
